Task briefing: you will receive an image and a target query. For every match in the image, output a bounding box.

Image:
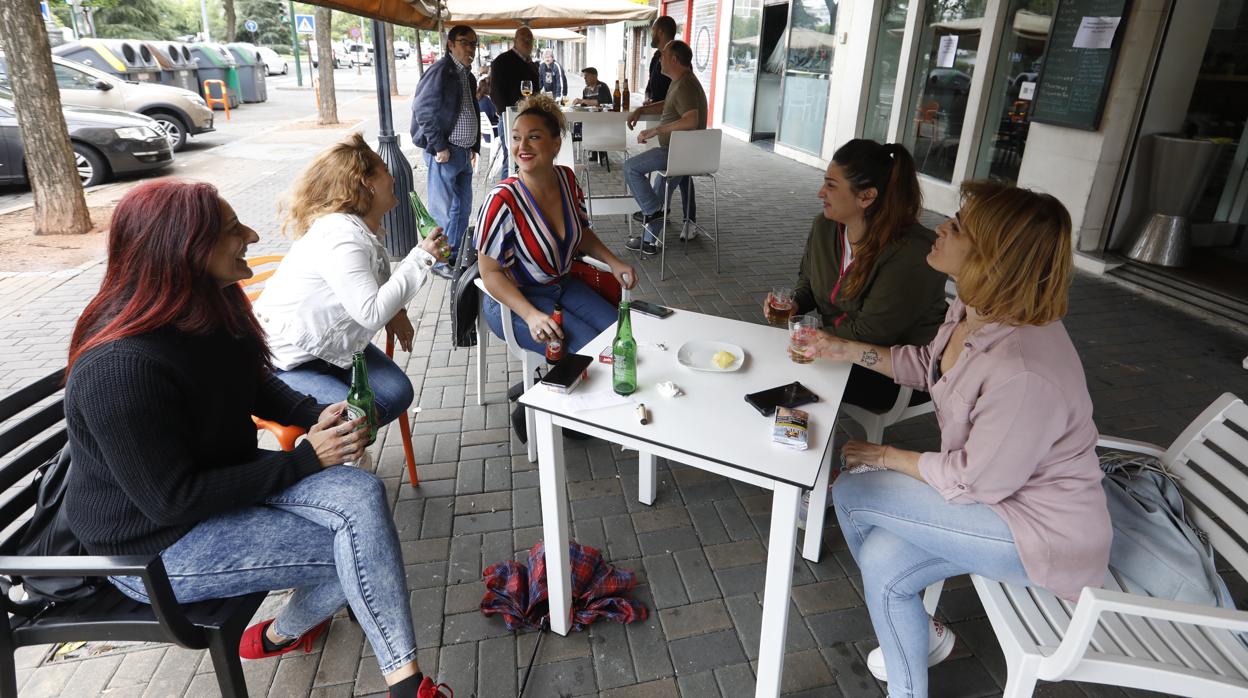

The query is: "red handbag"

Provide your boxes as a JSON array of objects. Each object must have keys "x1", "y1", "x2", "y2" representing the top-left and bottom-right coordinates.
[{"x1": 568, "y1": 259, "x2": 622, "y2": 307}]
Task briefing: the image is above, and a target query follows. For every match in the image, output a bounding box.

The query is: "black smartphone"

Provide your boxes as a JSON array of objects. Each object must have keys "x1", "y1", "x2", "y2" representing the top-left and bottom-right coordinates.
[
  {"x1": 744, "y1": 381, "x2": 820, "y2": 417},
  {"x1": 631, "y1": 300, "x2": 674, "y2": 319},
  {"x1": 540, "y1": 354, "x2": 593, "y2": 394}
]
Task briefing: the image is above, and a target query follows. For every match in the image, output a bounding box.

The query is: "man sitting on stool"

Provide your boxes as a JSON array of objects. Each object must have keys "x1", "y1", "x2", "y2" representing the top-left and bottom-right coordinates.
[
  {"x1": 574, "y1": 67, "x2": 613, "y2": 164},
  {"x1": 623, "y1": 40, "x2": 707, "y2": 256}
]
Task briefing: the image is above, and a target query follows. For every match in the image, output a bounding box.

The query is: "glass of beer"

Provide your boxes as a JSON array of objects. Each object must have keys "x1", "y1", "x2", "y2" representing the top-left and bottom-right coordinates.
[
  {"x1": 765, "y1": 286, "x2": 795, "y2": 327},
  {"x1": 788, "y1": 315, "x2": 821, "y2": 364},
  {"x1": 520, "y1": 80, "x2": 533, "y2": 98}
]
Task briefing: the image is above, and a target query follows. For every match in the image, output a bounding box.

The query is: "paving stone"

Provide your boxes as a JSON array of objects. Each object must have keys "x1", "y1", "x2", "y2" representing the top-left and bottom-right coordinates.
[
  {"x1": 668, "y1": 628, "x2": 747, "y2": 676},
  {"x1": 410, "y1": 586, "x2": 446, "y2": 650},
  {"x1": 724, "y1": 595, "x2": 816, "y2": 660},
  {"x1": 309, "y1": 682, "x2": 355, "y2": 697},
  {"x1": 105, "y1": 648, "x2": 165, "y2": 690},
  {"x1": 590, "y1": 615, "x2": 636, "y2": 690},
  {"x1": 574, "y1": 516, "x2": 608, "y2": 553},
  {"x1": 517, "y1": 625, "x2": 593, "y2": 666},
  {"x1": 401, "y1": 537, "x2": 450, "y2": 563},
  {"x1": 442, "y1": 611, "x2": 512, "y2": 644},
  {"x1": 658, "y1": 599, "x2": 733, "y2": 641},
  {"x1": 713, "y1": 662, "x2": 757, "y2": 696},
  {"x1": 483, "y1": 455, "x2": 512, "y2": 491},
  {"x1": 405, "y1": 560, "x2": 448, "y2": 590},
  {"x1": 514, "y1": 656, "x2": 596, "y2": 696},
  {"x1": 643, "y1": 554, "x2": 690, "y2": 609},
  {"x1": 568, "y1": 477, "x2": 624, "y2": 501},
  {"x1": 603, "y1": 513, "x2": 643, "y2": 560},
  {"x1": 419, "y1": 496, "x2": 454, "y2": 539},
  {"x1": 791, "y1": 578, "x2": 862, "y2": 616},
  {"x1": 806, "y1": 607, "x2": 878, "y2": 647},
  {"x1": 600, "y1": 677, "x2": 680, "y2": 698},
  {"x1": 715, "y1": 499, "x2": 759, "y2": 541},
  {"x1": 686, "y1": 502, "x2": 731, "y2": 547},
  {"x1": 481, "y1": 529, "x2": 514, "y2": 570},
  {"x1": 453, "y1": 509, "x2": 513, "y2": 536},
  {"x1": 56, "y1": 655, "x2": 123, "y2": 697},
  {"x1": 512, "y1": 487, "x2": 543, "y2": 528},
  {"x1": 631, "y1": 505, "x2": 691, "y2": 534},
  {"x1": 272, "y1": 653, "x2": 320, "y2": 695},
  {"x1": 673, "y1": 547, "x2": 720, "y2": 603},
  {"x1": 638, "y1": 525, "x2": 702, "y2": 556},
  {"x1": 453, "y1": 458, "x2": 484, "y2": 495},
  {"x1": 141, "y1": 646, "x2": 203, "y2": 697},
  {"x1": 435, "y1": 641, "x2": 476, "y2": 698},
  {"x1": 315, "y1": 617, "x2": 365, "y2": 686},
  {"x1": 478, "y1": 634, "x2": 517, "y2": 698},
  {"x1": 626, "y1": 586, "x2": 675, "y2": 682},
  {"x1": 572, "y1": 493, "x2": 630, "y2": 519}
]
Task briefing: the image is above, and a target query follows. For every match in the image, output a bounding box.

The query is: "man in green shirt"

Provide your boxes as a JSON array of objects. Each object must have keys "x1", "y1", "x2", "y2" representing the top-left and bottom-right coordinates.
[{"x1": 623, "y1": 40, "x2": 707, "y2": 255}]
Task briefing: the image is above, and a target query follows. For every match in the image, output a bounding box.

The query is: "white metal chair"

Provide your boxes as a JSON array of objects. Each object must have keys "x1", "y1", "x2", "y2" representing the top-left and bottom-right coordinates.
[
  {"x1": 473, "y1": 256, "x2": 613, "y2": 463},
  {"x1": 653, "y1": 129, "x2": 722, "y2": 280},
  {"x1": 937, "y1": 394, "x2": 1248, "y2": 697},
  {"x1": 479, "y1": 112, "x2": 502, "y2": 180},
  {"x1": 576, "y1": 117, "x2": 631, "y2": 220}
]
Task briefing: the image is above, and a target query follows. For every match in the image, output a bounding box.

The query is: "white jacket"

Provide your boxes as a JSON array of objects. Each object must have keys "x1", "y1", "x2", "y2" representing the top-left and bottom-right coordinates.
[{"x1": 254, "y1": 213, "x2": 436, "y2": 370}]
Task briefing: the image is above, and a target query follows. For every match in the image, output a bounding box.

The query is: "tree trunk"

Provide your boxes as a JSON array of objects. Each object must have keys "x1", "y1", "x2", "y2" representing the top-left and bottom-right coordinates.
[
  {"x1": 385, "y1": 23, "x2": 399, "y2": 96},
  {"x1": 0, "y1": 0, "x2": 92, "y2": 235},
  {"x1": 224, "y1": 0, "x2": 236, "y2": 43},
  {"x1": 314, "y1": 7, "x2": 338, "y2": 125}
]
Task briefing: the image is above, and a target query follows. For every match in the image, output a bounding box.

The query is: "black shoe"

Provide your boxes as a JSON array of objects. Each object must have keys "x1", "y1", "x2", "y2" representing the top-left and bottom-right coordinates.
[
  {"x1": 430, "y1": 263, "x2": 454, "y2": 280},
  {"x1": 625, "y1": 235, "x2": 644, "y2": 251},
  {"x1": 641, "y1": 241, "x2": 660, "y2": 256},
  {"x1": 511, "y1": 403, "x2": 528, "y2": 444},
  {"x1": 632, "y1": 208, "x2": 670, "y2": 224}
]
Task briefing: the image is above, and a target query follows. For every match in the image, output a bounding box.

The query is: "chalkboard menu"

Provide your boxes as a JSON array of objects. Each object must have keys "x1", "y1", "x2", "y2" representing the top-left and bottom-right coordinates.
[{"x1": 1030, "y1": 0, "x2": 1132, "y2": 131}]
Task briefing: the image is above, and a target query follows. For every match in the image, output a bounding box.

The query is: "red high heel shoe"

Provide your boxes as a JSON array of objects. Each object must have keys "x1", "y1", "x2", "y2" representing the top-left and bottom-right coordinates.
[
  {"x1": 413, "y1": 676, "x2": 453, "y2": 697},
  {"x1": 239, "y1": 618, "x2": 331, "y2": 660}
]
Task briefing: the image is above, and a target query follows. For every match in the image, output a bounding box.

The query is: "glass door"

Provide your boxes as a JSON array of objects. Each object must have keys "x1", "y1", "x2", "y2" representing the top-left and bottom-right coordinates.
[
  {"x1": 862, "y1": 0, "x2": 909, "y2": 143},
  {"x1": 776, "y1": 0, "x2": 838, "y2": 154},
  {"x1": 724, "y1": 0, "x2": 765, "y2": 133}
]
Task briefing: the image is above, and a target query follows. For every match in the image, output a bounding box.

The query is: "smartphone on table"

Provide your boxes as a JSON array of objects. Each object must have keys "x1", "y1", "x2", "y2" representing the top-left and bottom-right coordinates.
[
  {"x1": 540, "y1": 354, "x2": 594, "y2": 394},
  {"x1": 631, "y1": 300, "x2": 673, "y2": 318},
  {"x1": 744, "y1": 381, "x2": 820, "y2": 417}
]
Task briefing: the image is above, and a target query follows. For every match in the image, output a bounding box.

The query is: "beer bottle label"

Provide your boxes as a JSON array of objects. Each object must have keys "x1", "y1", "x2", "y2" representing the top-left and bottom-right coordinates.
[{"x1": 345, "y1": 404, "x2": 368, "y2": 423}]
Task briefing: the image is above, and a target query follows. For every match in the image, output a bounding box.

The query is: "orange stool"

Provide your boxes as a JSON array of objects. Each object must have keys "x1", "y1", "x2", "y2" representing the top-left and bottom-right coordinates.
[
  {"x1": 203, "y1": 79, "x2": 230, "y2": 120},
  {"x1": 242, "y1": 255, "x2": 420, "y2": 487}
]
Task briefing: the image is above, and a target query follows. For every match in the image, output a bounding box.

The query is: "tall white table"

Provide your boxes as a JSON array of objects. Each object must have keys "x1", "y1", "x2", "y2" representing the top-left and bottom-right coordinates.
[{"x1": 519, "y1": 309, "x2": 850, "y2": 697}]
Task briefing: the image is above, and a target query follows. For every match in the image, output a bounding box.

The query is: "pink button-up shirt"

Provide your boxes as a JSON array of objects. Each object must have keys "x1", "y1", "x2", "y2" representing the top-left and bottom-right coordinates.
[{"x1": 891, "y1": 300, "x2": 1110, "y2": 601}]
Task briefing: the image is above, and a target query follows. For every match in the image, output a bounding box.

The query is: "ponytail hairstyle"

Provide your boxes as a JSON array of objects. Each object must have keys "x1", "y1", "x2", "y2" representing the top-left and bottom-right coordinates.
[{"x1": 831, "y1": 139, "x2": 922, "y2": 298}]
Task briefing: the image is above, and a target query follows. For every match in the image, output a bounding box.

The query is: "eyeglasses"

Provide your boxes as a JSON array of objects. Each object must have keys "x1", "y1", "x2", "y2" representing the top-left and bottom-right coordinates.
[{"x1": 456, "y1": 40, "x2": 479, "y2": 49}]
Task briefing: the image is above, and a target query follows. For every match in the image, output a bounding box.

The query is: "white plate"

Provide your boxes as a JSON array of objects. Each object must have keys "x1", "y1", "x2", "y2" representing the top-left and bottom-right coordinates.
[{"x1": 676, "y1": 340, "x2": 746, "y2": 372}]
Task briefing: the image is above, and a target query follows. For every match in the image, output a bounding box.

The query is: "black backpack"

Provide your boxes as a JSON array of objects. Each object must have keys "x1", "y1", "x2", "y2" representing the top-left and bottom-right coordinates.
[
  {"x1": 1, "y1": 445, "x2": 105, "y2": 616},
  {"x1": 450, "y1": 236, "x2": 481, "y2": 349}
]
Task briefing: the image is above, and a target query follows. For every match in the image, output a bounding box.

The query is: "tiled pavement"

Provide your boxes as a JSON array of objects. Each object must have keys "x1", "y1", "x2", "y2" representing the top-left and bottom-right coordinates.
[{"x1": 3, "y1": 89, "x2": 1247, "y2": 697}]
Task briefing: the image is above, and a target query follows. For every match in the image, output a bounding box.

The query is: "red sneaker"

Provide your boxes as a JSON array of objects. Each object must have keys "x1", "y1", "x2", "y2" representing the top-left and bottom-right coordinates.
[
  {"x1": 239, "y1": 618, "x2": 330, "y2": 660},
  {"x1": 413, "y1": 676, "x2": 453, "y2": 697}
]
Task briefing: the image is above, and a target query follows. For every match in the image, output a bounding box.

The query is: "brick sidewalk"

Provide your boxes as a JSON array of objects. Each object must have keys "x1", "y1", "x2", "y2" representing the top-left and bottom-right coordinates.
[{"x1": 3, "y1": 98, "x2": 1245, "y2": 697}]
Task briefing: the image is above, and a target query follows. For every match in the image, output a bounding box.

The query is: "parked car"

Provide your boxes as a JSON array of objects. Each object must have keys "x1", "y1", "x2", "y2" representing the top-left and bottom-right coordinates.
[
  {"x1": 0, "y1": 87, "x2": 173, "y2": 188},
  {"x1": 0, "y1": 52, "x2": 213, "y2": 153},
  {"x1": 308, "y1": 40, "x2": 344, "y2": 69},
  {"x1": 393, "y1": 40, "x2": 411, "y2": 59},
  {"x1": 346, "y1": 42, "x2": 373, "y2": 67},
  {"x1": 422, "y1": 51, "x2": 438, "y2": 65},
  {"x1": 255, "y1": 46, "x2": 289, "y2": 76}
]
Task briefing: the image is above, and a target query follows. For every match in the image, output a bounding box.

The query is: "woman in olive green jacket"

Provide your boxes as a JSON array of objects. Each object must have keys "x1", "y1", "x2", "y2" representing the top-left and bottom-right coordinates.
[{"x1": 786, "y1": 139, "x2": 948, "y2": 410}]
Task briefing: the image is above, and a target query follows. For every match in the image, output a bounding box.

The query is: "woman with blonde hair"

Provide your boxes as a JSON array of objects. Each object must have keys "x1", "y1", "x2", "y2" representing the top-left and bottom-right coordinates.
[
  {"x1": 255, "y1": 133, "x2": 448, "y2": 426},
  {"x1": 816, "y1": 182, "x2": 1110, "y2": 698}
]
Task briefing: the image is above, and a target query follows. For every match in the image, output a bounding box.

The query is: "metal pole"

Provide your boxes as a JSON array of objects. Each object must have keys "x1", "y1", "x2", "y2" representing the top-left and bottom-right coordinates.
[
  {"x1": 288, "y1": 0, "x2": 302, "y2": 86},
  {"x1": 199, "y1": 0, "x2": 211, "y2": 42},
  {"x1": 372, "y1": 18, "x2": 416, "y2": 257}
]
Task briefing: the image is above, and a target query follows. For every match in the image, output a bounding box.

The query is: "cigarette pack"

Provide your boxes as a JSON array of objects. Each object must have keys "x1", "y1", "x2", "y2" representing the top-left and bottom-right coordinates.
[
  {"x1": 598, "y1": 345, "x2": 614, "y2": 364},
  {"x1": 772, "y1": 407, "x2": 810, "y2": 451}
]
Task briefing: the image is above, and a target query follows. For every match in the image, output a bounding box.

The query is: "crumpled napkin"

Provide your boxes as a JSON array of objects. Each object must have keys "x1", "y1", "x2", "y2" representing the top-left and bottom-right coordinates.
[{"x1": 655, "y1": 381, "x2": 683, "y2": 398}]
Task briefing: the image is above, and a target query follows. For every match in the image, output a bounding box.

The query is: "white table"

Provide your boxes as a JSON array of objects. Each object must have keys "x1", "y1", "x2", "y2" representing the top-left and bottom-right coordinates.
[{"x1": 519, "y1": 309, "x2": 850, "y2": 697}]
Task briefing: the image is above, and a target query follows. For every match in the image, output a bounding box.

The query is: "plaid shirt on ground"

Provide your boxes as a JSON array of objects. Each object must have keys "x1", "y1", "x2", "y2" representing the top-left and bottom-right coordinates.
[
  {"x1": 480, "y1": 540, "x2": 648, "y2": 631},
  {"x1": 449, "y1": 54, "x2": 478, "y2": 149}
]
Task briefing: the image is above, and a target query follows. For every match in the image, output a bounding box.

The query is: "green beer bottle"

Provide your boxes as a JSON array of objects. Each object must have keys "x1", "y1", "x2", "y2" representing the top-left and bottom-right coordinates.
[
  {"x1": 345, "y1": 351, "x2": 378, "y2": 446},
  {"x1": 612, "y1": 278, "x2": 637, "y2": 396},
  {"x1": 409, "y1": 191, "x2": 450, "y2": 260}
]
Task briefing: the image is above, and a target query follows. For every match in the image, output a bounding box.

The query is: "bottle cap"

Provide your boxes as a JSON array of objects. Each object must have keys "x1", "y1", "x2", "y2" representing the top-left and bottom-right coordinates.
[{"x1": 620, "y1": 273, "x2": 631, "y2": 304}]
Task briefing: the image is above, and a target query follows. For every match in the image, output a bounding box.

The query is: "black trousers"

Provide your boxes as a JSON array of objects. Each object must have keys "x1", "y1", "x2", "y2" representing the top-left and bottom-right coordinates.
[{"x1": 841, "y1": 364, "x2": 916, "y2": 412}]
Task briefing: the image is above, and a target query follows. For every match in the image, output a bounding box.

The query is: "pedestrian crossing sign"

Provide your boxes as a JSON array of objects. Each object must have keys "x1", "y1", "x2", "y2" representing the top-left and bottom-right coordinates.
[{"x1": 295, "y1": 14, "x2": 315, "y2": 35}]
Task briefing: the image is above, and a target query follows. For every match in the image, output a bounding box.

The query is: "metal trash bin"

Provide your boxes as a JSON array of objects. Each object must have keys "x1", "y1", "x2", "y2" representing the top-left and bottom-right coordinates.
[
  {"x1": 1125, "y1": 134, "x2": 1224, "y2": 267},
  {"x1": 226, "y1": 43, "x2": 268, "y2": 103},
  {"x1": 145, "y1": 41, "x2": 198, "y2": 93},
  {"x1": 53, "y1": 39, "x2": 161, "y2": 83},
  {"x1": 188, "y1": 43, "x2": 241, "y2": 109}
]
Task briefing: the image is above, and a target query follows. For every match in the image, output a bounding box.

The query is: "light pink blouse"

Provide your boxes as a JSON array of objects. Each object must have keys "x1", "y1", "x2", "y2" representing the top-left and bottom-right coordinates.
[{"x1": 891, "y1": 300, "x2": 1110, "y2": 601}]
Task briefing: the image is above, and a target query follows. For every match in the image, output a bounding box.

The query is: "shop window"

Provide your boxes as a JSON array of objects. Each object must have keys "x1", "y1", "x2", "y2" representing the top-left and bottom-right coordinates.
[
  {"x1": 903, "y1": 0, "x2": 985, "y2": 182},
  {"x1": 973, "y1": 1, "x2": 1056, "y2": 183},
  {"x1": 862, "y1": 0, "x2": 909, "y2": 144},
  {"x1": 724, "y1": 0, "x2": 765, "y2": 132},
  {"x1": 776, "y1": 0, "x2": 839, "y2": 154}
]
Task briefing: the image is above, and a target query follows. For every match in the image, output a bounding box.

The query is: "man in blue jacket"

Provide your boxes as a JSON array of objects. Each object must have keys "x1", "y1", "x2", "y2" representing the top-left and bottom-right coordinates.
[{"x1": 411, "y1": 25, "x2": 480, "y2": 278}]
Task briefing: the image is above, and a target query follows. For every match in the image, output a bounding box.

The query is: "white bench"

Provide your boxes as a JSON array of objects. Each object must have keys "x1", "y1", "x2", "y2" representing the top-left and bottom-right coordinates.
[{"x1": 960, "y1": 393, "x2": 1248, "y2": 696}]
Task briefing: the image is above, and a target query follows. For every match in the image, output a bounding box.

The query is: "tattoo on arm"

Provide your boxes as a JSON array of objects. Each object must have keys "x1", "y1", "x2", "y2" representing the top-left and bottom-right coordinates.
[{"x1": 860, "y1": 349, "x2": 879, "y2": 367}]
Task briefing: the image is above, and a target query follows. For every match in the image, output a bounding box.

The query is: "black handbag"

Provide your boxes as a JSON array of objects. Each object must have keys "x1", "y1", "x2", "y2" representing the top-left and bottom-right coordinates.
[
  {"x1": 1, "y1": 445, "x2": 105, "y2": 616},
  {"x1": 449, "y1": 234, "x2": 481, "y2": 349}
]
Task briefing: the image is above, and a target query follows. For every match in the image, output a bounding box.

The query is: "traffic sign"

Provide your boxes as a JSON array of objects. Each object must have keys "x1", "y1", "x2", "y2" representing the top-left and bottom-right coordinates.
[
  {"x1": 244, "y1": 19, "x2": 258, "y2": 32},
  {"x1": 348, "y1": 26, "x2": 361, "y2": 39},
  {"x1": 295, "y1": 14, "x2": 315, "y2": 35},
  {"x1": 40, "y1": 1, "x2": 50, "y2": 21}
]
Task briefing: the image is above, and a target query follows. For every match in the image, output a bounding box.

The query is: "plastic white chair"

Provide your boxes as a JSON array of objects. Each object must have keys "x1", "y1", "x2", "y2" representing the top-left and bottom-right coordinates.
[
  {"x1": 576, "y1": 118, "x2": 631, "y2": 219},
  {"x1": 479, "y1": 113, "x2": 502, "y2": 179},
  {"x1": 840, "y1": 388, "x2": 935, "y2": 443},
  {"x1": 473, "y1": 256, "x2": 613, "y2": 463},
  {"x1": 654, "y1": 129, "x2": 722, "y2": 280}
]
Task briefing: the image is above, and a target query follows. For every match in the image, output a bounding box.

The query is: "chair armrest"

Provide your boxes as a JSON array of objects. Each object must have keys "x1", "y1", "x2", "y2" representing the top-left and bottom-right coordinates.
[
  {"x1": 0, "y1": 554, "x2": 206, "y2": 648},
  {"x1": 576, "y1": 254, "x2": 611, "y2": 273},
  {"x1": 1096, "y1": 436, "x2": 1165, "y2": 459},
  {"x1": 1040, "y1": 586, "x2": 1248, "y2": 680}
]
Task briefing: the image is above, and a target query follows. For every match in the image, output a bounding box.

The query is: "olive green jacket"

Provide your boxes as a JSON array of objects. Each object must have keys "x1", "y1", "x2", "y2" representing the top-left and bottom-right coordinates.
[{"x1": 793, "y1": 216, "x2": 948, "y2": 346}]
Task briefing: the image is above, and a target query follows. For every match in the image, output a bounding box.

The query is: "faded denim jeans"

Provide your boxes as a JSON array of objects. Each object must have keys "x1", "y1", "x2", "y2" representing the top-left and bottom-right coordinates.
[
  {"x1": 833, "y1": 469, "x2": 1031, "y2": 698},
  {"x1": 274, "y1": 344, "x2": 414, "y2": 426},
  {"x1": 111, "y1": 466, "x2": 417, "y2": 675}
]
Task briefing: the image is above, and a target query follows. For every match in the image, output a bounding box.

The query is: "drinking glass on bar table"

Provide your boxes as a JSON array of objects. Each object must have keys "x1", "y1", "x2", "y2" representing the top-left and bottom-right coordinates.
[
  {"x1": 789, "y1": 315, "x2": 820, "y2": 364},
  {"x1": 765, "y1": 286, "x2": 796, "y2": 327},
  {"x1": 520, "y1": 80, "x2": 533, "y2": 98}
]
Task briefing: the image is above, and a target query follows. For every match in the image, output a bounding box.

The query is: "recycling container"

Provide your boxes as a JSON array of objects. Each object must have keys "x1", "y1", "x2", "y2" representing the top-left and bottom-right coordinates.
[
  {"x1": 53, "y1": 38, "x2": 161, "y2": 83},
  {"x1": 226, "y1": 42, "x2": 268, "y2": 103},
  {"x1": 145, "y1": 41, "x2": 198, "y2": 93},
  {"x1": 187, "y1": 43, "x2": 241, "y2": 109}
]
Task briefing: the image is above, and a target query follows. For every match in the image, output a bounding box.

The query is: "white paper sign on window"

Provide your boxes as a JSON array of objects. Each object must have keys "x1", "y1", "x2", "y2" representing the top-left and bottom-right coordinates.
[
  {"x1": 936, "y1": 34, "x2": 958, "y2": 68},
  {"x1": 1072, "y1": 16, "x2": 1122, "y2": 50},
  {"x1": 1018, "y1": 81, "x2": 1036, "y2": 101}
]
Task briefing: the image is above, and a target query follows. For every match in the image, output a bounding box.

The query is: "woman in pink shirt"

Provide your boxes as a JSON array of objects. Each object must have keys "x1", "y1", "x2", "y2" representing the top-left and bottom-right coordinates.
[{"x1": 816, "y1": 182, "x2": 1110, "y2": 698}]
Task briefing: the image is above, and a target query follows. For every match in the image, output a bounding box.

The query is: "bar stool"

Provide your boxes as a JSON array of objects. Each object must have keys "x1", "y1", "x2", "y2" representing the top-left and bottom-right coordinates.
[
  {"x1": 202, "y1": 79, "x2": 230, "y2": 120},
  {"x1": 654, "y1": 129, "x2": 722, "y2": 280}
]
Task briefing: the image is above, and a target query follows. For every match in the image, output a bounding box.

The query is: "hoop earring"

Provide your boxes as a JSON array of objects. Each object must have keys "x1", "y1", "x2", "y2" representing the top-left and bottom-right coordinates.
[{"x1": 368, "y1": 185, "x2": 376, "y2": 195}]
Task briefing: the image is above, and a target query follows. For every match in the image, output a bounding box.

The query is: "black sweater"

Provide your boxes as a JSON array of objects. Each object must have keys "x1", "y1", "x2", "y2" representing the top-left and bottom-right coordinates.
[
  {"x1": 490, "y1": 49, "x2": 539, "y2": 111},
  {"x1": 64, "y1": 328, "x2": 325, "y2": 556}
]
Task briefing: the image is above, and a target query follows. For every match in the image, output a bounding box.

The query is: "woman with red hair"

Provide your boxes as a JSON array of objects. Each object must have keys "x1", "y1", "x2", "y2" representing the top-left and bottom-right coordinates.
[{"x1": 63, "y1": 180, "x2": 450, "y2": 698}]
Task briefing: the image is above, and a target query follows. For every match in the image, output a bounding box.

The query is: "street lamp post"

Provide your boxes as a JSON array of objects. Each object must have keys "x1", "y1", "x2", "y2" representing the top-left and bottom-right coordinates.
[{"x1": 371, "y1": 19, "x2": 417, "y2": 257}]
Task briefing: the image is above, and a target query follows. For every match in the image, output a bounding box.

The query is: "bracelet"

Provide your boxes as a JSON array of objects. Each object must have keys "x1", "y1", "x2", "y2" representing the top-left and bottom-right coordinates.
[{"x1": 881, "y1": 445, "x2": 891, "y2": 470}]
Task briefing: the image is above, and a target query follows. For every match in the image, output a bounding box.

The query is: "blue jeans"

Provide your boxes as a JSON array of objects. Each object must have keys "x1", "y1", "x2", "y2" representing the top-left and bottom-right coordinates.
[
  {"x1": 111, "y1": 467, "x2": 417, "y2": 675},
  {"x1": 425, "y1": 144, "x2": 474, "y2": 258},
  {"x1": 622, "y1": 147, "x2": 695, "y2": 243},
  {"x1": 273, "y1": 344, "x2": 413, "y2": 426},
  {"x1": 833, "y1": 470, "x2": 1031, "y2": 698},
  {"x1": 482, "y1": 278, "x2": 616, "y2": 355}
]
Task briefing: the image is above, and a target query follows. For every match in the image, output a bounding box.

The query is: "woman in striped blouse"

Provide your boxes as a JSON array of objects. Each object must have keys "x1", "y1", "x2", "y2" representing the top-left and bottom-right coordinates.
[{"x1": 476, "y1": 94, "x2": 636, "y2": 355}]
